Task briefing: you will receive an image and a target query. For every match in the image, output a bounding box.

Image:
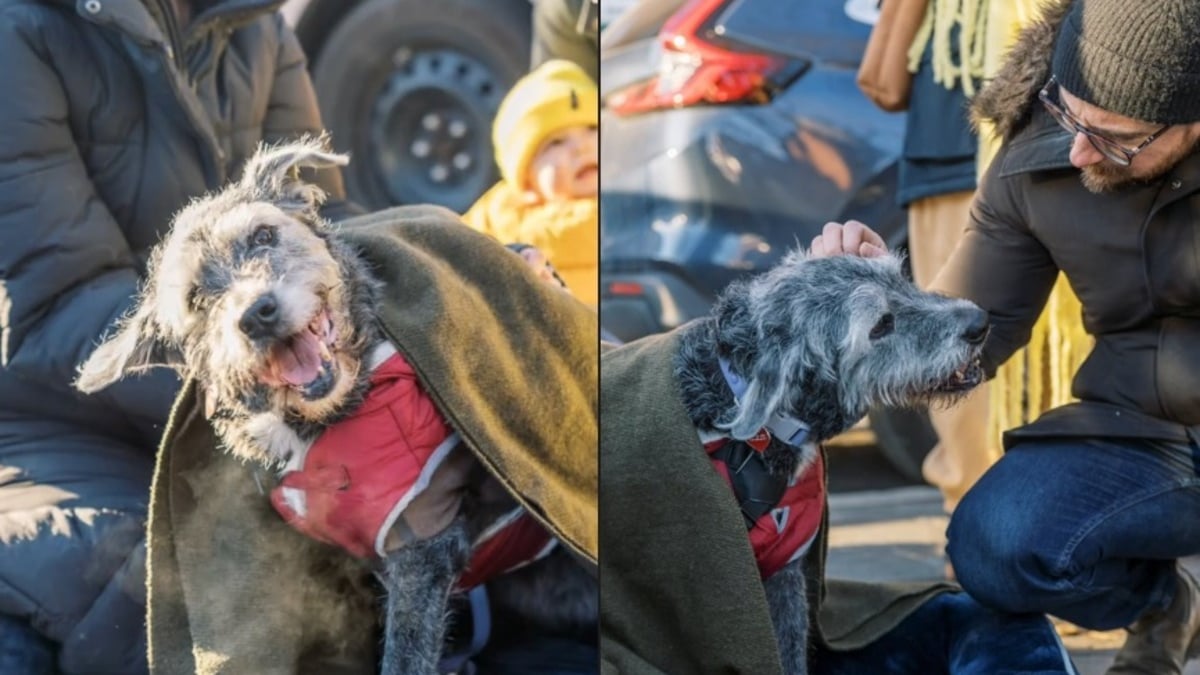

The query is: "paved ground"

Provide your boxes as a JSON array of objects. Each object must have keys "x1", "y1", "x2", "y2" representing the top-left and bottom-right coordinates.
[{"x1": 825, "y1": 472, "x2": 1200, "y2": 674}]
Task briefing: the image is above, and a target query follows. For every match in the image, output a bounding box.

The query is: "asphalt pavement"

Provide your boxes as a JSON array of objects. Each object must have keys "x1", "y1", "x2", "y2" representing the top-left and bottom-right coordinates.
[{"x1": 825, "y1": 440, "x2": 1200, "y2": 675}]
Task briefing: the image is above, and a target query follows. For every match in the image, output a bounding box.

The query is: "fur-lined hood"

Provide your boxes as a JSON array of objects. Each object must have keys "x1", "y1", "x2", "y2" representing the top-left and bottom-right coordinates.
[{"x1": 971, "y1": 0, "x2": 1074, "y2": 140}]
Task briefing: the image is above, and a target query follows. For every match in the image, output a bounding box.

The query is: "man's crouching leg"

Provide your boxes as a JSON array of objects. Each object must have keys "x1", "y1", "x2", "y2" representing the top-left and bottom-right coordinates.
[{"x1": 947, "y1": 438, "x2": 1200, "y2": 674}]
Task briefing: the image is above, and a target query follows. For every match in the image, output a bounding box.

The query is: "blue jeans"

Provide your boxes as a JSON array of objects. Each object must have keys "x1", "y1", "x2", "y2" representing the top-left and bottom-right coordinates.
[
  {"x1": 812, "y1": 591, "x2": 1075, "y2": 674},
  {"x1": 947, "y1": 437, "x2": 1200, "y2": 630}
]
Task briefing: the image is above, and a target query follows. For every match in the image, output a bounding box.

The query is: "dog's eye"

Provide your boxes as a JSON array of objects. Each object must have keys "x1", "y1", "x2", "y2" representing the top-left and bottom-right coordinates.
[
  {"x1": 869, "y1": 313, "x2": 894, "y2": 340},
  {"x1": 251, "y1": 225, "x2": 276, "y2": 248},
  {"x1": 187, "y1": 286, "x2": 204, "y2": 310}
]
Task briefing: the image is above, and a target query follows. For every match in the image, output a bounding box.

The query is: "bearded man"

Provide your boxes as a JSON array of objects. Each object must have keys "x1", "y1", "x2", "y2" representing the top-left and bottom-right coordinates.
[{"x1": 811, "y1": 1, "x2": 1200, "y2": 673}]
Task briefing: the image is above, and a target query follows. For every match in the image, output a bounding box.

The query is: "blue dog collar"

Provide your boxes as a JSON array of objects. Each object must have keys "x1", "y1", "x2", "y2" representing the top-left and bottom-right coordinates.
[{"x1": 718, "y1": 357, "x2": 810, "y2": 446}]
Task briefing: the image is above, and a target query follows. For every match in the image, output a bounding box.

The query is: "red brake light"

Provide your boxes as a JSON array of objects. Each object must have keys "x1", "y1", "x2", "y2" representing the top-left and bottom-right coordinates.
[
  {"x1": 607, "y1": 281, "x2": 646, "y2": 297},
  {"x1": 607, "y1": 0, "x2": 785, "y2": 116}
]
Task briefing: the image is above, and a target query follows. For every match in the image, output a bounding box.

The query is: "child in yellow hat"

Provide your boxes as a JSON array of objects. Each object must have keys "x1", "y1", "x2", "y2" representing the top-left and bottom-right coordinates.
[{"x1": 463, "y1": 59, "x2": 598, "y2": 308}]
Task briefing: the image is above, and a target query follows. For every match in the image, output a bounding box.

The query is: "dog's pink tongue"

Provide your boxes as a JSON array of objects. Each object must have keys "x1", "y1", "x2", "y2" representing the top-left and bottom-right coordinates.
[{"x1": 277, "y1": 332, "x2": 323, "y2": 386}]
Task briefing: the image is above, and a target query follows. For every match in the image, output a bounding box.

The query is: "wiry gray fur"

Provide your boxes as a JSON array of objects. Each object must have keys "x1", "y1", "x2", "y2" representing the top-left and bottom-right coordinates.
[
  {"x1": 674, "y1": 249, "x2": 988, "y2": 674},
  {"x1": 764, "y1": 560, "x2": 811, "y2": 674},
  {"x1": 74, "y1": 139, "x2": 595, "y2": 674},
  {"x1": 75, "y1": 134, "x2": 381, "y2": 461},
  {"x1": 381, "y1": 523, "x2": 471, "y2": 675}
]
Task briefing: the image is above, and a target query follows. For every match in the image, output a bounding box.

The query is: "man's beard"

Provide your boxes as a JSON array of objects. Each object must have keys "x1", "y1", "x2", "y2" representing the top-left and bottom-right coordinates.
[{"x1": 1080, "y1": 139, "x2": 1199, "y2": 193}]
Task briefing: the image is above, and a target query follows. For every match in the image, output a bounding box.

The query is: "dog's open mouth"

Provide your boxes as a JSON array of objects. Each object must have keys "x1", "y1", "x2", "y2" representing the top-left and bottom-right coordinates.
[
  {"x1": 934, "y1": 356, "x2": 984, "y2": 393},
  {"x1": 260, "y1": 308, "x2": 339, "y2": 400}
]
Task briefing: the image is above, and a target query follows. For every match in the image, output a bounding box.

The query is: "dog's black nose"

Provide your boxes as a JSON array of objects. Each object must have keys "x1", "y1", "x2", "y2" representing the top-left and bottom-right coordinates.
[
  {"x1": 240, "y1": 294, "x2": 280, "y2": 339},
  {"x1": 961, "y1": 307, "x2": 990, "y2": 345}
]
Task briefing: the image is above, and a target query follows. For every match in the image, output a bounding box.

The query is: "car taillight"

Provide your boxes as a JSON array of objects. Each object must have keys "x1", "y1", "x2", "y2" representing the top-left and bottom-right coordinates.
[
  {"x1": 607, "y1": 281, "x2": 646, "y2": 297},
  {"x1": 607, "y1": 0, "x2": 786, "y2": 116}
]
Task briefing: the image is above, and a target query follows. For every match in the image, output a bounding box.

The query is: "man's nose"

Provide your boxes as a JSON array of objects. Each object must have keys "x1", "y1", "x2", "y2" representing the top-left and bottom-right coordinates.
[{"x1": 1069, "y1": 132, "x2": 1104, "y2": 168}]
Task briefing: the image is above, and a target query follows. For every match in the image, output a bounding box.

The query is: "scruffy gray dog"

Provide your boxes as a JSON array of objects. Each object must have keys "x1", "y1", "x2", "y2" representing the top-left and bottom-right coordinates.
[
  {"x1": 75, "y1": 139, "x2": 593, "y2": 674},
  {"x1": 674, "y1": 249, "x2": 987, "y2": 674}
]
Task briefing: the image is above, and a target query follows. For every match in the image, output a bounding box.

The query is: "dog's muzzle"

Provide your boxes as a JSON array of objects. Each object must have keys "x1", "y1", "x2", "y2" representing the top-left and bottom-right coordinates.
[{"x1": 257, "y1": 306, "x2": 340, "y2": 399}]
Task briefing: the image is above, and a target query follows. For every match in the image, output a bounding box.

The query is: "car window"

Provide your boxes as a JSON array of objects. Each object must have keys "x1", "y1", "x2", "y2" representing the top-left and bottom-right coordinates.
[
  {"x1": 715, "y1": 0, "x2": 873, "y2": 66},
  {"x1": 600, "y1": 0, "x2": 689, "y2": 51}
]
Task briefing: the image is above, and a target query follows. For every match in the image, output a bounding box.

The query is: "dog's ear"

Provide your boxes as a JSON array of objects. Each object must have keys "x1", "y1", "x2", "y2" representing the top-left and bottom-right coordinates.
[
  {"x1": 240, "y1": 136, "x2": 349, "y2": 216},
  {"x1": 75, "y1": 300, "x2": 183, "y2": 394},
  {"x1": 722, "y1": 318, "x2": 824, "y2": 440}
]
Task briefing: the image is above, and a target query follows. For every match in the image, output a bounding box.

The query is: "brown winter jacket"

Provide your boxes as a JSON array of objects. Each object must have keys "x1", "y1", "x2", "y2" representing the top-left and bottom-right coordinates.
[{"x1": 933, "y1": 0, "x2": 1200, "y2": 444}]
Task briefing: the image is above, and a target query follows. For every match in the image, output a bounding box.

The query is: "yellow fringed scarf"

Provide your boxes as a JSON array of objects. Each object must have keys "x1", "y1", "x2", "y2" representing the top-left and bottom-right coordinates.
[
  {"x1": 977, "y1": 0, "x2": 1093, "y2": 447},
  {"x1": 908, "y1": 0, "x2": 989, "y2": 96}
]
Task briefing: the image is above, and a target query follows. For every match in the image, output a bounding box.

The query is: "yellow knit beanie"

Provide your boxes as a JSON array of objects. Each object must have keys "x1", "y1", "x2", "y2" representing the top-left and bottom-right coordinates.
[{"x1": 493, "y1": 59, "x2": 598, "y2": 189}]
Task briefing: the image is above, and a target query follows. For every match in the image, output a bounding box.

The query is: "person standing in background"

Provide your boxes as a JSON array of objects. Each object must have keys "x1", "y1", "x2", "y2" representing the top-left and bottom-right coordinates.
[
  {"x1": 865, "y1": 0, "x2": 999, "y2": 553},
  {"x1": 531, "y1": 0, "x2": 598, "y2": 83},
  {"x1": 0, "y1": 1, "x2": 356, "y2": 671}
]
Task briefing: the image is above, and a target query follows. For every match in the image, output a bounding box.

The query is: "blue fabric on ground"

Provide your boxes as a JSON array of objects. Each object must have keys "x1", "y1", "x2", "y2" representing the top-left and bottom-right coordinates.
[
  {"x1": 813, "y1": 591, "x2": 1076, "y2": 674},
  {"x1": 0, "y1": 614, "x2": 57, "y2": 675}
]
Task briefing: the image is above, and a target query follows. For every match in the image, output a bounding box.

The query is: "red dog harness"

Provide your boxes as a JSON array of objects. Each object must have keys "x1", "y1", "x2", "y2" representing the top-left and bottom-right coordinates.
[
  {"x1": 706, "y1": 358, "x2": 826, "y2": 579},
  {"x1": 269, "y1": 348, "x2": 554, "y2": 590},
  {"x1": 703, "y1": 431, "x2": 825, "y2": 580}
]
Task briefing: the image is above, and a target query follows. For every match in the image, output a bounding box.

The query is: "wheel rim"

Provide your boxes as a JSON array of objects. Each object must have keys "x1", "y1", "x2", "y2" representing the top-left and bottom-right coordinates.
[{"x1": 367, "y1": 47, "x2": 503, "y2": 212}]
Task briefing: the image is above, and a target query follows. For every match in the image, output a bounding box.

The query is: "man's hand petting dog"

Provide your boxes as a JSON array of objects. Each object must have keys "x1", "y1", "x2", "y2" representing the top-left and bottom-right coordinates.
[
  {"x1": 506, "y1": 242, "x2": 570, "y2": 292},
  {"x1": 809, "y1": 220, "x2": 888, "y2": 259}
]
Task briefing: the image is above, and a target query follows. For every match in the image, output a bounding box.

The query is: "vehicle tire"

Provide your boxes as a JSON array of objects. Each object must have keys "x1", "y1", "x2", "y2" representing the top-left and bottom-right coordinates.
[
  {"x1": 867, "y1": 406, "x2": 938, "y2": 483},
  {"x1": 311, "y1": 0, "x2": 533, "y2": 213}
]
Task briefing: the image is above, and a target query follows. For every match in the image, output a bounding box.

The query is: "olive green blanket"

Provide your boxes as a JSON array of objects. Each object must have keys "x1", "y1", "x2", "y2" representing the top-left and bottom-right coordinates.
[
  {"x1": 146, "y1": 206, "x2": 599, "y2": 674},
  {"x1": 600, "y1": 331, "x2": 954, "y2": 674}
]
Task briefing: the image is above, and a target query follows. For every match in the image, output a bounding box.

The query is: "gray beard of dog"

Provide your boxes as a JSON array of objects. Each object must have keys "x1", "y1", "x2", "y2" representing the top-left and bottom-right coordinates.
[
  {"x1": 74, "y1": 140, "x2": 594, "y2": 675},
  {"x1": 673, "y1": 252, "x2": 986, "y2": 674}
]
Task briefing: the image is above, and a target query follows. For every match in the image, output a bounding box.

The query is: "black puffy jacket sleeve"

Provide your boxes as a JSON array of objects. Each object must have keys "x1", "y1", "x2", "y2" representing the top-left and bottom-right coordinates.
[
  {"x1": 0, "y1": 11, "x2": 179, "y2": 432},
  {"x1": 0, "y1": 12, "x2": 358, "y2": 437}
]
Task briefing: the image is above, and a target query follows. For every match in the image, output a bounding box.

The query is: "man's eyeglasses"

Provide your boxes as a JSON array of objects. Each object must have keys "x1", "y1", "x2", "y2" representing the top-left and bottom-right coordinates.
[{"x1": 1038, "y1": 77, "x2": 1169, "y2": 167}]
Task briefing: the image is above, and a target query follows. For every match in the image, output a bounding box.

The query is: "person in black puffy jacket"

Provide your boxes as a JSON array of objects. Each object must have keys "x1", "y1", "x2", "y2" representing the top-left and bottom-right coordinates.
[
  {"x1": 531, "y1": 0, "x2": 598, "y2": 83},
  {"x1": 0, "y1": 1, "x2": 357, "y2": 672}
]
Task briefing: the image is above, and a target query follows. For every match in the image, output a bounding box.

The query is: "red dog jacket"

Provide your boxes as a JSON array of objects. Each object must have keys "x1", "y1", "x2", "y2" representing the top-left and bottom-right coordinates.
[
  {"x1": 269, "y1": 348, "x2": 554, "y2": 589},
  {"x1": 703, "y1": 430, "x2": 825, "y2": 580}
]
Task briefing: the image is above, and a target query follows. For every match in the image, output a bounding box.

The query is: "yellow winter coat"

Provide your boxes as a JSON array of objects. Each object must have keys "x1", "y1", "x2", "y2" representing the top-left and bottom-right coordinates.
[{"x1": 463, "y1": 183, "x2": 598, "y2": 309}]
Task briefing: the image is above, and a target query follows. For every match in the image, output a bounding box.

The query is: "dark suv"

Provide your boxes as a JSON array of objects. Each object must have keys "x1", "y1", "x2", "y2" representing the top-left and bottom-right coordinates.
[{"x1": 600, "y1": 0, "x2": 936, "y2": 479}]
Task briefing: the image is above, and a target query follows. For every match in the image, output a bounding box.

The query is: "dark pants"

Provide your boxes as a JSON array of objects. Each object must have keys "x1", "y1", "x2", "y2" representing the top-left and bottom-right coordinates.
[
  {"x1": 0, "y1": 614, "x2": 56, "y2": 675},
  {"x1": 0, "y1": 413, "x2": 154, "y2": 675},
  {"x1": 947, "y1": 437, "x2": 1200, "y2": 630},
  {"x1": 473, "y1": 636, "x2": 597, "y2": 675},
  {"x1": 812, "y1": 591, "x2": 1076, "y2": 674}
]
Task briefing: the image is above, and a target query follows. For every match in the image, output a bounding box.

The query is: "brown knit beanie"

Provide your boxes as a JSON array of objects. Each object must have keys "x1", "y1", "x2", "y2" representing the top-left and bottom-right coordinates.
[{"x1": 1051, "y1": 0, "x2": 1200, "y2": 124}]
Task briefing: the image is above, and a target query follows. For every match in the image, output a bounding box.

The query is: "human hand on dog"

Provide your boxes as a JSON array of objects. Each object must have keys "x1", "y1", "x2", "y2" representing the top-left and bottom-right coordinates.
[
  {"x1": 506, "y1": 243, "x2": 569, "y2": 291},
  {"x1": 809, "y1": 221, "x2": 888, "y2": 258}
]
